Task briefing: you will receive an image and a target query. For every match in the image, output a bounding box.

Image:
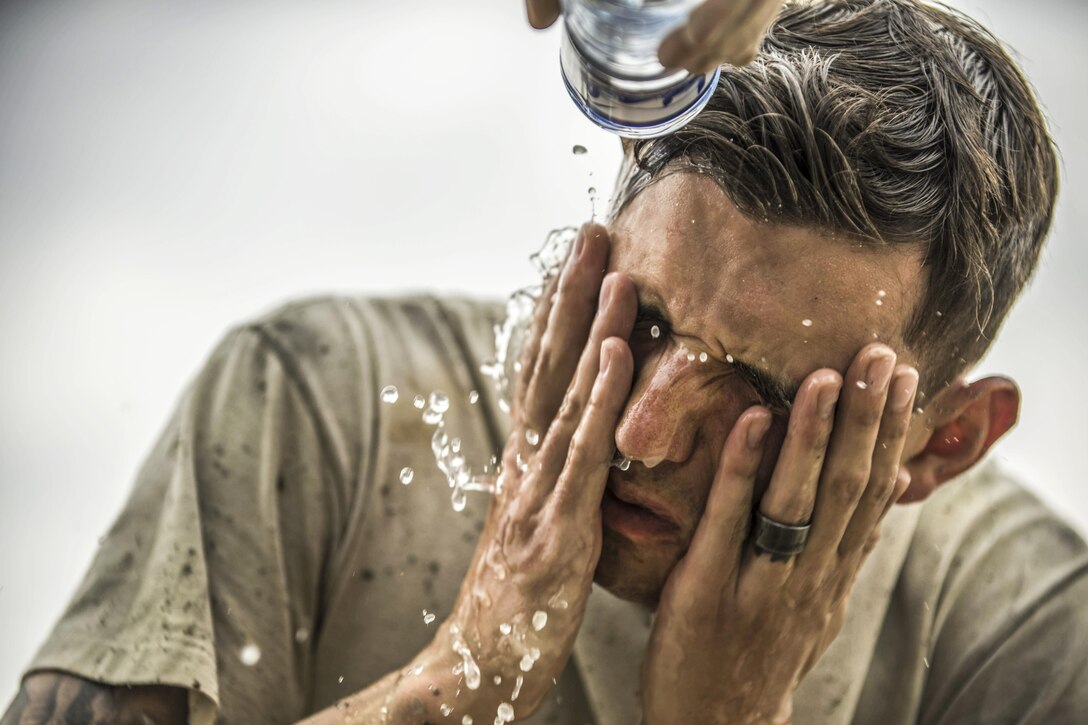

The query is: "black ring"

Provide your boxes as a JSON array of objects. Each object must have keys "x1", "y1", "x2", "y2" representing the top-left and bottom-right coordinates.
[{"x1": 752, "y1": 510, "x2": 812, "y2": 562}]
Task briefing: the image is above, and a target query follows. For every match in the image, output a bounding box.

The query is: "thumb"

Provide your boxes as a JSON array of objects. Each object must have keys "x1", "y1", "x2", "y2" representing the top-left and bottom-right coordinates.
[{"x1": 526, "y1": 0, "x2": 561, "y2": 29}]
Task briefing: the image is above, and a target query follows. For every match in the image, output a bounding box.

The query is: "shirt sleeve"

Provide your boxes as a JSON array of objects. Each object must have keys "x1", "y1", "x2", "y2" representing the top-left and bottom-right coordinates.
[
  {"x1": 915, "y1": 471, "x2": 1088, "y2": 724},
  {"x1": 25, "y1": 321, "x2": 349, "y2": 724}
]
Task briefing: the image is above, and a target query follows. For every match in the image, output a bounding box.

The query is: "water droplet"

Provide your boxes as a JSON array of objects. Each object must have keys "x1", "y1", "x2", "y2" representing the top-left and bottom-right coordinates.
[
  {"x1": 923, "y1": 656, "x2": 930, "y2": 669},
  {"x1": 413, "y1": 395, "x2": 426, "y2": 409},
  {"x1": 650, "y1": 324, "x2": 661, "y2": 339},
  {"x1": 511, "y1": 675, "x2": 524, "y2": 701},
  {"x1": 463, "y1": 716, "x2": 474, "y2": 725},
  {"x1": 698, "y1": 352, "x2": 708, "y2": 363},
  {"x1": 422, "y1": 408, "x2": 443, "y2": 425},
  {"x1": 423, "y1": 609, "x2": 436, "y2": 625},
  {"x1": 468, "y1": 390, "x2": 479, "y2": 405},
  {"x1": 294, "y1": 627, "x2": 310, "y2": 643},
  {"x1": 532, "y1": 610, "x2": 548, "y2": 631},
  {"x1": 878, "y1": 289, "x2": 887, "y2": 297},
  {"x1": 499, "y1": 623, "x2": 512, "y2": 635},
  {"x1": 726, "y1": 354, "x2": 734, "y2": 363},
  {"x1": 530, "y1": 647, "x2": 540, "y2": 661},
  {"x1": 429, "y1": 391, "x2": 450, "y2": 414},
  {"x1": 519, "y1": 655, "x2": 534, "y2": 671},
  {"x1": 453, "y1": 635, "x2": 481, "y2": 690},
  {"x1": 400, "y1": 467, "x2": 414, "y2": 485},
  {"x1": 240, "y1": 644, "x2": 261, "y2": 666},
  {"x1": 618, "y1": 457, "x2": 631, "y2": 471},
  {"x1": 572, "y1": 144, "x2": 587, "y2": 155},
  {"x1": 856, "y1": 380, "x2": 868, "y2": 390},
  {"x1": 802, "y1": 319, "x2": 813, "y2": 327},
  {"x1": 525, "y1": 429, "x2": 540, "y2": 446},
  {"x1": 379, "y1": 385, "x2": 399, "y2": 404},
  {"x1": 686, "y1": 352, "x2": 696, "y2": 362},
  {"x1": 588, "y1": 186, "x2": 597, "y2": 195},
  {"x1": 338, "y1": 675, "x2": 344, "y2": 684},
  {"x1": 935, "y1": 310, "x2": 943, "y2": 317},
  {"x1": 875, "y1": 299, "x2": 883, "y2": 306},
  {"x1": 441, "y1": 704, "x2": 453, "y2": 716},
  {"x1": 497, "y1": 702, "x2": 515, "y2": 722},
  {"x1": 494, "y1": 675, "x2": 503, "y2": 685},
  {"x1": 451, "y1": 488, "x2": 467, "y2": 512}
]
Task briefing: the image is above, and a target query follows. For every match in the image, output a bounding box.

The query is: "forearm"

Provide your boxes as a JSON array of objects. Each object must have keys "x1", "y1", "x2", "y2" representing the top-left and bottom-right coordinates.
[{"x1": 297, "y1": 629, "x2": 529, "y2": 725}]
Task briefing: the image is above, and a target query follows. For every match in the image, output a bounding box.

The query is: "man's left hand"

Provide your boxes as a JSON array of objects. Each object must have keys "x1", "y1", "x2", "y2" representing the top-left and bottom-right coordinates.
[{"x1": 640, "y1": 345, "x2": 919, "y2": 724}]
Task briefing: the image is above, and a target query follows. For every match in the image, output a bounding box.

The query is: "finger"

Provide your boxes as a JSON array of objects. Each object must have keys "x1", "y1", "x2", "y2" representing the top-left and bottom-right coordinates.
[
  {"x1": 742, "y1": 372, "x2": 840, "y2": 586},
  {"x1": 802, "y1": 345, "x2": 897, "y2": 566},
  {"x1": 552, "y1": 337, "x2": 633, "y2": 518},
  {"x1": 676, "y1": 0, "x2": 779, "y2": 72},
  {"x1": 538, "y1": 272, "x2": 638, "y2": 482},
  {"x1": 680, "y1": 406, "x2": 772, "y2": 595},
  {"x1": 523, "y1": 223, "x2": 610, "y2": 433},
  {"x1": 838, "y1": 365, "x2": 918, "y2": 559},
  {"x1": 660, "y1": 0, "x2": 754, "y2": 69},
  {"x1": 514, "y1": 268, "x2": 562, "y2": 423},
  {"x1": 526, "y1": 0, "x2": 561, "y2": 29}
]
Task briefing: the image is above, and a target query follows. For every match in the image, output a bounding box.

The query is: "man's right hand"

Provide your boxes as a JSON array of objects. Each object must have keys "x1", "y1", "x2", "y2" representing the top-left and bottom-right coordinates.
[{"x1": 426, "y1": 223, "x2": 636, "y2": 722}]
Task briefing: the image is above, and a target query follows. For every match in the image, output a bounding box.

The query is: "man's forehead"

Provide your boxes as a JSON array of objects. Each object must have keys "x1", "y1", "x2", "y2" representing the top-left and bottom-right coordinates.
[{"x1": 610, "y1": 172, "x2": 925, "y2": 383}]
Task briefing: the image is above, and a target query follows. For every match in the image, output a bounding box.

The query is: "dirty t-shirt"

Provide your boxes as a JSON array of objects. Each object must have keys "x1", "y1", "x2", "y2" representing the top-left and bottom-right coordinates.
[{"x1": 25, "y1": 294, "x2": 1088, "y2": 724}]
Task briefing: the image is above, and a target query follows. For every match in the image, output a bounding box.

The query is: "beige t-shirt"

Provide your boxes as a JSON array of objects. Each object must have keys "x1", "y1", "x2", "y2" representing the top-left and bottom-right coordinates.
[{"x1": 26, "y1": 295, "x2": 1088, "y2": 724}]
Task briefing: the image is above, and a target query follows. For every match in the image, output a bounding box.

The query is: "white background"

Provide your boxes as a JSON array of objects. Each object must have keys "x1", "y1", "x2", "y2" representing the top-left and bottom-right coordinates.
[{"x1": 1, "y1": 0, "x2": 1085, "y2": 700}]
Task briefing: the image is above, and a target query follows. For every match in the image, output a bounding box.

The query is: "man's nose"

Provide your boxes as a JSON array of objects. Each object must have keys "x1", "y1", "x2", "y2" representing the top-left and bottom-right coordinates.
[{"x1": 614, "y1": 349, "x2": 705, "y2": 468}]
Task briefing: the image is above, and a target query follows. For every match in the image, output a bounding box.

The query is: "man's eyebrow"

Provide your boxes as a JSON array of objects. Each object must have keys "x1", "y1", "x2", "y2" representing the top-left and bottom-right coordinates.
[{"x1": 635, "y1": 297, "x2": 797, "y2": 413}]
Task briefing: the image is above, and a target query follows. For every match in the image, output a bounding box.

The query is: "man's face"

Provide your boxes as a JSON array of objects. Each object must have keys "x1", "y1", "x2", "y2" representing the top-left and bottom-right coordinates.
[{"x1": 594, "y1": 171, "x2": 926, "y2": 606}]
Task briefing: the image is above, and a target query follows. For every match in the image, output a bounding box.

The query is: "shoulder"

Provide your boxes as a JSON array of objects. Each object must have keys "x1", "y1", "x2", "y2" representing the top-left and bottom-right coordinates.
[{"x1": 900, "y1": 460, "x2": 1088, "y2": 722}]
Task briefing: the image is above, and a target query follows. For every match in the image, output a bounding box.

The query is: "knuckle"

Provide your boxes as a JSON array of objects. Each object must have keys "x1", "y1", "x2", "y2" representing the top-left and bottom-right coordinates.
[
  {"x1": 834, "y1": 467, "x2": 868, "y2": 501},
  {"x1": 557, "y1": 392, "x2": 584, "y2": 427}
]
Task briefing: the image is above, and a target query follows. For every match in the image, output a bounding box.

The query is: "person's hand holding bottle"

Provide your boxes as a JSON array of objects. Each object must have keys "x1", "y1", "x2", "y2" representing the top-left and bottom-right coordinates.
[{"x1": 525, "y1": 0, "x2": 785, "y2": 71}]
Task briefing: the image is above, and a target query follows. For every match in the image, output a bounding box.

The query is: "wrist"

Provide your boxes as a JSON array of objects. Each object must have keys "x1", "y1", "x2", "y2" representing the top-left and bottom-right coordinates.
[{"x1": 385, "y1": 623, "x2": 541, "y2": 724}]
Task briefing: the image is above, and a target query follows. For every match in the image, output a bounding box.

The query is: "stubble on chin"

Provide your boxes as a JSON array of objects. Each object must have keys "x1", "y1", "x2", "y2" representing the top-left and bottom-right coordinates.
[{"x1": 592, "y1": 528, "x2": 687, "y2": 610}]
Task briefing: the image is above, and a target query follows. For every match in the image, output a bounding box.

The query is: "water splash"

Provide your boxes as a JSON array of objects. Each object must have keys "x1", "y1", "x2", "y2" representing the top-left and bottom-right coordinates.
[
  {"x1": 451, "y1": 626, "x2": 482, "y2": 690},
  {"x1": 399, "y1": 467, "x2": 414, "y2": 485},
  {"x1": 572, "y1": 144, "x2": 588, "y2": 155},
  {"x1": 482, "y1": 228, "x2": 577, "y2": 415},
  {"x1": 380, "y1": 385, "x2": 399, "y2": 404}
]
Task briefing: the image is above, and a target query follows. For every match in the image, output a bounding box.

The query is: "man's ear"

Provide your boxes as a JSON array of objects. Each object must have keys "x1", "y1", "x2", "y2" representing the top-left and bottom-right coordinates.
[{"x1": 900, "y1": 376, "x2": 1020, "y2": 504}]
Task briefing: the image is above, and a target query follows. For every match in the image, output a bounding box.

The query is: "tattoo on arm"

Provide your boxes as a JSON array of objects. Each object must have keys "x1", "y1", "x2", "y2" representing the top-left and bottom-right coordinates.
[{"x1": 2, "y1": 671, "x2": 188, "y2": 725}]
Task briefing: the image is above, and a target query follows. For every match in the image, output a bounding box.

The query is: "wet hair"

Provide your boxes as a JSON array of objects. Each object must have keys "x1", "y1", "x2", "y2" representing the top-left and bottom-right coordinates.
[{"x1": 611, "y1": 0, "x2": 1059, "y2": 395}]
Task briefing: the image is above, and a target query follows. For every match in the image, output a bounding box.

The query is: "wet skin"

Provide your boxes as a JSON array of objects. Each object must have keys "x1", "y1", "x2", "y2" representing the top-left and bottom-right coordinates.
[{"x1": 593, "y1": 171, "x2": 928, "y2": 606}]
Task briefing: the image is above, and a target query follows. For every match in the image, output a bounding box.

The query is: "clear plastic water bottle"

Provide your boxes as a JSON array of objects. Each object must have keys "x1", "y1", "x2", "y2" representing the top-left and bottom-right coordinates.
[{"x1": 560, "y1": 0, "x2": 721, "y2": 138}]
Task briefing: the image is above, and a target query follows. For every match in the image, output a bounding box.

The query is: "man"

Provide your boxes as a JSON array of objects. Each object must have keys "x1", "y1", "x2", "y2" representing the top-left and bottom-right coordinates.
[{"x1": 5, "y1": 0, "x2": 1086, "y2": 723}]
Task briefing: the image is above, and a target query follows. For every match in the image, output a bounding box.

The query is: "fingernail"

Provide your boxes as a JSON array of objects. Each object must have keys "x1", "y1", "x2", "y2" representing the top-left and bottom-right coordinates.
[
  {"x1": 866, "y1": 350, "x2": 896, "y2": 390},
  {"x1": 818, "y1": 382, "x2": 841, "y2": 420},
  {"x1": 747, "y1": 413, "x2": 772, "y2": 449},
  {"x1": 890, "y1": 368, "x2": 919, "y2": 411}
]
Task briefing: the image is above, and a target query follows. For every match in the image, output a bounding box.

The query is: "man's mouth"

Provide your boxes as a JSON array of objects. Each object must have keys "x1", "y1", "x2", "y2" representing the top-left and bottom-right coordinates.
[{"x1": 601, "y1": 473, "x2": 682, "y2": 541}]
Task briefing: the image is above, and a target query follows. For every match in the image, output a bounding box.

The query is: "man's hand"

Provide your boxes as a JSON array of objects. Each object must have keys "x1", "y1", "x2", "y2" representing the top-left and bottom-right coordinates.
[
  {"x1": 641, "y1": 345, "x2": 918, "y2": 724},
  {"x1": 525, "y1": 0, "x2": 784, "y2": 72},
  {"x1": 410, "y1": 224, "x2": 637, "y2": 723}
]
